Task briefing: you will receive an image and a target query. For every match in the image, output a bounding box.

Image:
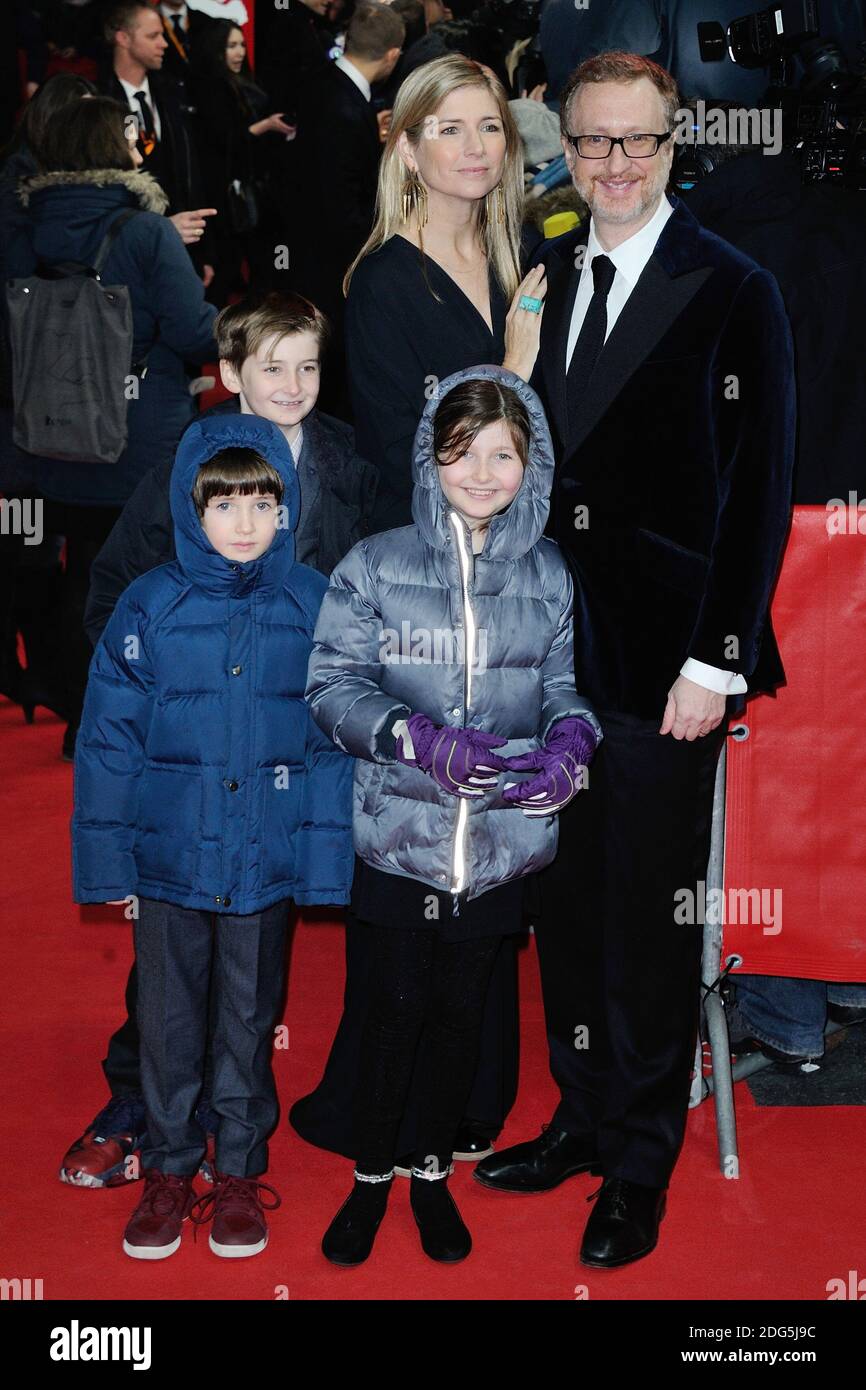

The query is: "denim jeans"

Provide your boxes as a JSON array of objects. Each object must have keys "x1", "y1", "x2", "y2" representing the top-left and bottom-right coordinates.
[{"x1": 734, "y1": 975, "x2": 866, "y2": 1056}]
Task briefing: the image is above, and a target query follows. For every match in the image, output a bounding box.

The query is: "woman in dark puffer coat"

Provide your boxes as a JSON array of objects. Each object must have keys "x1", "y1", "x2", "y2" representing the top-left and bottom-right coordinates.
[
  {"x1": 1, "y1": 96, "x2": 217, "y2": 752},
  {"x1": 306, "y1": 364, "x2": 601, "y2": 1266}
]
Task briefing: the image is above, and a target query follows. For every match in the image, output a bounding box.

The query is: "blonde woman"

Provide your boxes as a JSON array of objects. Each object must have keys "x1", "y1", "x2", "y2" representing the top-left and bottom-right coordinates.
[{"x1": 342, "y1": 53, "x2": 547, "y2": 533}]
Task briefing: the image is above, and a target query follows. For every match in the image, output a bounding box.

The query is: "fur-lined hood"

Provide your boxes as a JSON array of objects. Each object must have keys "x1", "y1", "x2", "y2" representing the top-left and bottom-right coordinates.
[{"x1": 17, "y1": 167, "x2": 168, "y2": 214}]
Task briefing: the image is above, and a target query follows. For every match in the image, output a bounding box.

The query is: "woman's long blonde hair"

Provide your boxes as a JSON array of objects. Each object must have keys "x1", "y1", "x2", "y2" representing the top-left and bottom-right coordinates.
[{"x1": 343, "y1": 54, "x2": 524, "y2": 303}]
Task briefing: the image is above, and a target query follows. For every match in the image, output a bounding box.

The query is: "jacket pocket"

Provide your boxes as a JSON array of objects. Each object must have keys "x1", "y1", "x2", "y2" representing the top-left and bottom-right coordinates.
[
  {"x1": 135, "y1": 765, "x2": 202, "y2": 890},
  {"x1": 260, "y1": 767, "x2": 304, "y2": 891},
  {"x1": 635, "y1": 527, "x2": 710, "y2": 597}
]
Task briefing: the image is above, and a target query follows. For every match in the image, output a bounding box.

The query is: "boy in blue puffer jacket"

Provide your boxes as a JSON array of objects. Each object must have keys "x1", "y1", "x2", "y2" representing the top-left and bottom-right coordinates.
[{"x1": 72, "y1": 414, "x2": 354, "y2": 1262}]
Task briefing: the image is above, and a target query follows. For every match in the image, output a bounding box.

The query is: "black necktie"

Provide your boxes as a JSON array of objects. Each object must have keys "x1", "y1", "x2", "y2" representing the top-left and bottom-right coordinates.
[
  {"x1": 133, "y1": 90, "x2": 157, "y2": 155},
  {"x1": 171, "y1": 14, "x2": 188, "y2": 52},
  {"x1": 566, "y1": 253, "x2": 616, "y2": 440}
]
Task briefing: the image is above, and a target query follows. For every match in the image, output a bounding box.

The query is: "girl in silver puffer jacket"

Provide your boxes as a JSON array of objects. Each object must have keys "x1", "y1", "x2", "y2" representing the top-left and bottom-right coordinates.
[{"x1": 306, "y1": 365, "x2": 601, "y2": 1267}]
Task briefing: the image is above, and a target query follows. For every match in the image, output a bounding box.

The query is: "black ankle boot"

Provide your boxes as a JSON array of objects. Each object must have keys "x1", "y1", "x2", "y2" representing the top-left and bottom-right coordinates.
[
  {"x1": 410, "y1": 1171, "x2": 471, "y2": 1262},
  {"x1": 321, "y1": 1171, "x2": 393, "y2": 1267}
]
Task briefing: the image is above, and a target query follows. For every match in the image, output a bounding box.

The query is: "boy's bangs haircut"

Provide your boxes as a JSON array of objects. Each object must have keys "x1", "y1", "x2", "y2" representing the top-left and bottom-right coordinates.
[
  {"x1": 434, "y1": 379, "x2": 531, "y2": 468},
  {"x1": 192, "y1": 447, "x2": 284, "y2": 516},
  {"x1": 215, "y1": 290, "x2": 332, "y2": 373}
]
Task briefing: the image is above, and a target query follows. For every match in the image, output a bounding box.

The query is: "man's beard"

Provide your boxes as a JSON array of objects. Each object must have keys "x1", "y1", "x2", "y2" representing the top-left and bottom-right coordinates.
[{"x1": 577, "y1": 164, "x2": 670, "y2": 225}]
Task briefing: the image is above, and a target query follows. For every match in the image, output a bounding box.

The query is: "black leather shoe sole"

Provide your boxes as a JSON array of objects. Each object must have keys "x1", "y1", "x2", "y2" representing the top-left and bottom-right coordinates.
[
  {"x1": 322, "y1": 1246, "x2": 374, "y2": 1268},
  {"x1": 322, "y1": 1229, "x2": 382, "y2": 1267},
  {"x1": 579, "y1": 1234, "x2": 661, "y2": 1269},
  {"x1": 452, "y1": 1141, "x2": 495, "y2": 1161},
  {"x1": 473, "y1": 1159, "x2": 601, "y2": 1194},
  {"x1": 414, "y1": 1228, "x2": 472, "y2": 1262}
]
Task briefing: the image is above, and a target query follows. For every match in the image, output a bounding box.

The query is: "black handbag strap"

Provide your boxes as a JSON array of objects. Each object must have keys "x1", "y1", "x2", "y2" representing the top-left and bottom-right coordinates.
[
  {"x1": 30, "y1": 207, "x2": 156, "y2": 378},
  {"x1": 92, "y1": 208, "x2": 155, "y2": 378},
  {"x1": 92, "y1": 207, "x2": 142, "y2": 276},
  {"x1": 34, "y1": 208, "x2": 143, "y2": 282}
]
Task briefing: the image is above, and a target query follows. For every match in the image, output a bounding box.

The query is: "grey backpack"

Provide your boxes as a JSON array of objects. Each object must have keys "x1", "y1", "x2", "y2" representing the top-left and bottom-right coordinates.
[{"x1": 6, "y1": 208, "x2": 149, "y2": 464}]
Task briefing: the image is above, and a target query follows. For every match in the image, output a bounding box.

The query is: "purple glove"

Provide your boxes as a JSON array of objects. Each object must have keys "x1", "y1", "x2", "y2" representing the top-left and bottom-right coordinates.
[
  {"x1": 394, "y1": 713, "x2": 508, "y2": 799},
  {"x1": 500, "y1": 716, "x2": 598, "y2": 816}
]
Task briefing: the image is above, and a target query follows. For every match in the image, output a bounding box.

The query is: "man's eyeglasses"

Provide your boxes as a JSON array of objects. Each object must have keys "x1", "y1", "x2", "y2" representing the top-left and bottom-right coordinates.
[{"x1": 564, "y1": 132, "x2": 673, "y2": 159}]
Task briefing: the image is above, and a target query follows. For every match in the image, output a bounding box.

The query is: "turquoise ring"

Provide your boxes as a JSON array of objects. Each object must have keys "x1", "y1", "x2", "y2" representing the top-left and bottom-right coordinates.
[{"x1": 518, "y1": 294, "x2": 543, "y2": 313}]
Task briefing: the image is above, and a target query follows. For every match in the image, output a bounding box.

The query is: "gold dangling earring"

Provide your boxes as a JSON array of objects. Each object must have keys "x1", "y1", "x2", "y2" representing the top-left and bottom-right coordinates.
[
  {"x1": 485, "y1": 183, "x2": 506, "y2": 226},
  {"x1": 402, "y1": 170, "x2": 428, "y2": 229},
  {"x1": 414, "y1": 173, "x2": 428, "y2": 230}
]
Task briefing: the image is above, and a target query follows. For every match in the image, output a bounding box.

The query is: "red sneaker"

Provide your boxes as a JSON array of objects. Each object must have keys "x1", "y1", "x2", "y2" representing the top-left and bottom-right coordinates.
[
  {"x1": 198, "y1": 1130, "x2": 217, "y2": 1185},
  {"x1": 122, "y1": 1170, "x2": 197, "y2": 1260},
  {"x1": 190, "y1": 1174, "x2": 281, "y2": 1258},
  {"x1": 60, "y1": 1096, "x2": 146, "y2": 1188}
]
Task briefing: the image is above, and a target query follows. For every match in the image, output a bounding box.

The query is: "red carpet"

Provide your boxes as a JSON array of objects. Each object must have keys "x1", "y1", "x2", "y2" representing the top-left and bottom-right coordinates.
[{"x1": 2, "y1": 696, "x2": 864, "y2": 1301}]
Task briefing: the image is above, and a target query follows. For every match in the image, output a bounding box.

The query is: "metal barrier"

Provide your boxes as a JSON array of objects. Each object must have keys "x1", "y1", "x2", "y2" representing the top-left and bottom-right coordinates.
[{"x1": 690, "y1": 732, "x2": 847, "y2": 1175}]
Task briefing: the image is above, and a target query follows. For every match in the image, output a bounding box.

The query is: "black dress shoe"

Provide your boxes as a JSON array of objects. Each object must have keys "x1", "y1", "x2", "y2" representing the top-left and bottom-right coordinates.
[
  {"x1": 452, "y1": 1122, "x2": 495, "y2": 1161},
  {"x1": 410, "y1": 1177, "x2": 471, "y2": 1262},
  {"x1": 395, "y1": 1123, "x2": 497, "y2": 1176},
  {"x1": 473, "y1": 1125, "x2": 599, "y2": 1193},
  {"x1": 579, "y1": 1177, "x2": 666, "y2": 1268},
  {"x1": 321, "y1": 1176, "x2": 392, "y2": 1266},
  {"x1": 828, "y1": 1002, "x2": 866, "y2": 1027},
  {"x1": 731, "y1": 1034, "x2": 820, "y2": 1069}
]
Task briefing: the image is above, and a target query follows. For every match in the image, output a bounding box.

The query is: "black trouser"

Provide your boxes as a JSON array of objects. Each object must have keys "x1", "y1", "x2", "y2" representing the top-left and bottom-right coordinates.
[
  {"x1": 41, "y1": 500, "x2": 122, "y2": 730},
  {"x1": 290, "y1": 914, "x2": 520, "y2": 1157},
  {"x1": 134, "y1": 898, "x2": 289, "y2": 1178},
  {"x1": 0, "y1": 498, "x2": 65, "y2": 713},
  {"x1": 534, "y1": 712, "x2": 725, "y2": 1189},
  {"x1": 354, "y1": 925, "x2": 502, "y2": 1177}
]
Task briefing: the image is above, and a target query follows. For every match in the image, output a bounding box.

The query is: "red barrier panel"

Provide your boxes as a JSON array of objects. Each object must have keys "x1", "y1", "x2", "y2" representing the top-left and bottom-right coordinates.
[{"x1": 724, "y1": 505, "x2": 866, "y2": 982}]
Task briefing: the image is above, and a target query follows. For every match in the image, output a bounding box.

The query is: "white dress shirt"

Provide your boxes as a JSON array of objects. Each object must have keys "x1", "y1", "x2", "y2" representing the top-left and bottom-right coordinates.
[
  {"x1": 159, "y1": 2, "x2": 190, "y2": 32},
  {"x1": 118, "y1": 74, "x2": 162, "y2": 142},
  {"x1": 565, "y1": 194, "x2": 747, "y2": 697},
  {"x1": 335, "y1": 55, "x2": 371, "y2": 103},
  {"x1": 288, "y1": 425, "x2": 304, "y2": 468}
]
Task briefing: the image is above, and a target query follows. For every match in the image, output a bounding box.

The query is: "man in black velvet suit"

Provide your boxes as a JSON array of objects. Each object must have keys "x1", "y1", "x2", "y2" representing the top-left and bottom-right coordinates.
[{"x1": 475, "y1": 51, "x2": 795, "y2": 1268}]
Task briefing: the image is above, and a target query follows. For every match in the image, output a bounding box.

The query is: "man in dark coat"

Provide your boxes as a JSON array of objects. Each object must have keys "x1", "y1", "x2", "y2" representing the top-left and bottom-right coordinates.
[
  {"x1": 288, "y1": 3, "x2": 404, "y2": 417},
  {"x1": 683, "y1": 147, "x2": 866, "y2": 505},
  {"x1": 254, "y1": 0, "x2": 337, "y2": 116},
  {"x1": 99, "y1": 0, "x2": 215, "y2": 274},
  {"x1": 475, "y1": 51, "x2": 795, "y2": 1269},
  {"x1": 154, "y1": 0, "x2": 219, "y2": 85}
]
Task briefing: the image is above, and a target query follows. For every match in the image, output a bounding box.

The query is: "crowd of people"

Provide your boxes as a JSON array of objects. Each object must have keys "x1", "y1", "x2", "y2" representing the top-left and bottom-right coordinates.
[{"x1": 1, "y1": 0, "x2": 864, "y2": 1276}]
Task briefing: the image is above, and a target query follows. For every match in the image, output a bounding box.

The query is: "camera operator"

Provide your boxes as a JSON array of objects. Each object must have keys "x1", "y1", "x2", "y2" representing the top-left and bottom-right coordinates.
[{"x1": 539, "y1": 1, "x2": 865, "y2": 104}]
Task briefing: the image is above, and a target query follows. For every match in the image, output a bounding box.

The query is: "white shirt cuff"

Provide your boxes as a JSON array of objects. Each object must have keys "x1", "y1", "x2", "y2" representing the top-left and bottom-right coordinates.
[{"x1": 680, "y1": 658, "x2": 748, "y2": 695}]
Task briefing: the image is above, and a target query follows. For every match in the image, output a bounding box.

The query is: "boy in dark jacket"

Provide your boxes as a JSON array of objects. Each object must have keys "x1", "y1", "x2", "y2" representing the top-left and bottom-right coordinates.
[
  {"x1": 72, "y1": 414, "x2": 354, "y2": 1260},
  {"x1": 59, "y1": 290, "x2": 376, "y2": 1192},
  {"x1": 82, "y1": 289, "x2": 378, "y2": 645}
]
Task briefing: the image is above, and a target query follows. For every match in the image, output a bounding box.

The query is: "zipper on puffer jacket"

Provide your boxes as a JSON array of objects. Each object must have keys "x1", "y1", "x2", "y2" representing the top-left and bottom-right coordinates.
[{"x1": 448, "y1": 510, "x2": 477, "y2": 911}]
